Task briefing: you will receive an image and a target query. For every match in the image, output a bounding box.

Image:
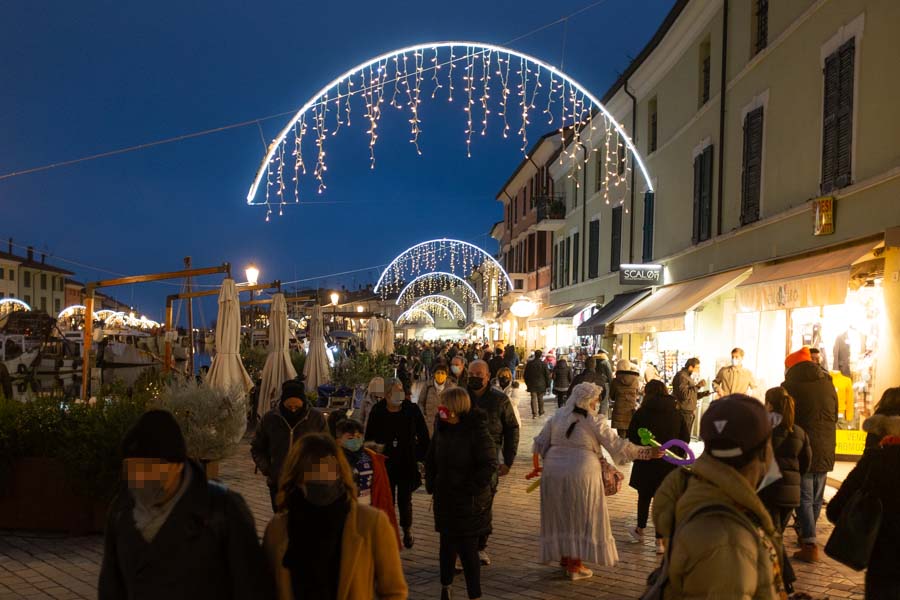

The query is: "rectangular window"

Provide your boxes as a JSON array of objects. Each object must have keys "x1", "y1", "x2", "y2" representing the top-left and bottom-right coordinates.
[
  {"x1": 595, "y1": 148, "x2": 604, "y2": 192},
  {"x1": 54, "y1": 299, "x2": 60, "y2": 314},
  {"x1": 24, "y1": 271, "x2": 30, "y2": 288},
  {"x1": 527, "y1": 233, "x2": 536, "y2": 272},
  {"x1": 741, "y1": 107, "x2": 764, "y2": 225},
  {"x1": 572, "y1": 232, "x2": 580, "y2": 285},
  {"x1": 40, "y1": 297, "x2": 46, "y2": 312},
  {"x1": 529, "y1": 178, "x2": 535, "y2": 209},
  {"x1": 514, "y1": 197, "x2": 518, "y2": 224},
  {"x1": 570, "y1": 173, "x2": 578, "y2": 209},
  {"x1": 9, "y1": 270, "x2": 13, "y2": 281},
  {"x1": 648, "y1": 97, "x2": 658, "y2": 153},
  {"x1": 611, "y1": 207, "x2": 623, "y2": 272},
  {"x1": 693, "y1": 145, "x2": 714, "y2": 243},
  {"x1": 752, "y1": 0, "x2": 769, "y2": 55},
  {"x1": 558, "y1": 241, "x2": 566, "y2": 289},
  {"x1": 699, "y1": 38, "x2": 711, "y2": 106},
  {"x1": 642, "y1": 191, "x2": 655, "y2": 263},
  {"x1": 521, "y1": 190, "x2": 526, "y2": 217},
  {"x1": 537, "y1": 231, "x2": 548, "y2": 268},
  {"x1": 24, "y1": 294, "x2": 31, "y2": 305},
  {"x1": 821, "y1": 38, "x2": 855, "y2": 193},
  {"x1": 40, "y1": 274, "x2": 46, "y2": 290},
  {"x1": 551, "y1": 242, "x2": 558, "y2": 290},
  {"x1": 588, "y1": 220, "x2": 600, "y2": 279},
  {"x1": 617, "y1": 140, "x2": 626, "y2": 176},
  {"x1": 0, "y1": 268, "x2": 3, "y2": 280}
]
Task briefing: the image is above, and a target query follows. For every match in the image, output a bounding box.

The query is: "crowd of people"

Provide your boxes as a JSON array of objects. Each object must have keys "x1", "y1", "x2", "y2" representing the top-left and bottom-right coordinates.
[{"x1": 97, "y1": 339, "x2": 899, "y2": 600}]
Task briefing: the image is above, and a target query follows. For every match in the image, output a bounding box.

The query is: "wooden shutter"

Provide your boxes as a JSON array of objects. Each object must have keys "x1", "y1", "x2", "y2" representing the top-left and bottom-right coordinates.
[
  {"x1": 836, "y1": 40, "x2": 854, "y2": 188},
  {"x1": 551, "y1": 242, "x2": 557, "y2": 290},
  {"x1": 642, "y1": 191, "x2": 655, "y2": 262},
  {"x1": 700, "y1": 146, "x2": 714, "y2": 242},
  {"x1": 741, "y1": 107, "x2": 764, "y2": 225},
  {"x1": 755, "y1": 0, "x2": 768, "y2": 53},
  {"x1": 573, "y1": 232, "x2": 580, "y2": 284},
  {"x1": 588, "y1": 220, "x2": 600, "y2": 279},
  {"x1": 564, "y1": 237, "x2": 571, "y2": 287},
  {"x1": 822, "y1": 38, "x2": 854, "y2": 193},
  {"x1": 537, "y1": 231, "x2": 547, "y2": 268},
  {"x1": 611, "y1": 207, "x2": 623, "y2": 272},
  {"x1": 528, "y1": 233, "x2": 536, "y2": 272},
  {"x1": 692, "y1": 154, "x2": 702, "y2": 244}
]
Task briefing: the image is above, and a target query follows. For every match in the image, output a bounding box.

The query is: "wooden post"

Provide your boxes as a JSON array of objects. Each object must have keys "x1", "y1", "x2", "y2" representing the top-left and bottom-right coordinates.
[
  {"x1": 185, "y1": 257, "x2": 194, "y2": 378},
  {"x1": 81, "y1": 290, "x2": 94, "y2": 400},
  {"x1": 163, "y1": 297, "x2": 174, "y2": 373}
]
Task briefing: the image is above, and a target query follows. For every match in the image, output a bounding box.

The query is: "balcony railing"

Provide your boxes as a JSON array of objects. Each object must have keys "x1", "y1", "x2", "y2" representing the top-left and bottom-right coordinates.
[{"x1": 535, "y1": 195, "x2": 566, "y2": 222}]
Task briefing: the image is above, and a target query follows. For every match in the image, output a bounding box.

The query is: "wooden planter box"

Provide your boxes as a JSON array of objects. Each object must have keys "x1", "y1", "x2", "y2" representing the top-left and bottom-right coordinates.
[{"x1": 0, "y1": 457, "x2": 107, "y2": 534}]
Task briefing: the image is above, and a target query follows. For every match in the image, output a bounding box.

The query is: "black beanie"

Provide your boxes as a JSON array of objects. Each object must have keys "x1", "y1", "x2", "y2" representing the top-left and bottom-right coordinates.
[
  {"x1": 121, "y1": 410, "x2": 187, "y2": 462},
  {"x1": 281, "y1": 379, "x2": 306, "y2": 403}
]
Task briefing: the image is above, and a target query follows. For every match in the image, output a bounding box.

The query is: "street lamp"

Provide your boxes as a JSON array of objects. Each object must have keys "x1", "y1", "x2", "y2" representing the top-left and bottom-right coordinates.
[
  {"x1": 330, "y1": 292, "x2": 339, "y2": 329},
  {"x1": 245, "y1": 264, "x2": 260, "y2": 329}
]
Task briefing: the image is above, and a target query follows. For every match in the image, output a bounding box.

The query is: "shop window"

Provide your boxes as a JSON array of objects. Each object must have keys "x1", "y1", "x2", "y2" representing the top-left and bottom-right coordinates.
[
  {"x1": 610, "y1": 207, "x2": 623, "y2": 272},
  {"x1": 751, "y1": 0, "x2": 768, "y2": 56},
  {"x1": 642, "y1": 191, "x2": 655, "y2": 262},
  {"x1": 648, "y1": 97, "x2": 658, "y2": 153},
  {"x1": 588, "y1": 219, "x2": 600, "y2": 279},
  {"x1": 699, "y1": 38, "x2": 711, "y2": 107},
  {"x1": 821, "y1": 38, "x2": 855, "y2": 194},
  {"x1": 692, "y1": 145, "x2": 714, "y2": 243},
  {"x1": 741, "y1": 107, "x2": 764, "y2": 225},
  {"x1": 573, "y1": 231, "x2": 580, "y2": 284}
]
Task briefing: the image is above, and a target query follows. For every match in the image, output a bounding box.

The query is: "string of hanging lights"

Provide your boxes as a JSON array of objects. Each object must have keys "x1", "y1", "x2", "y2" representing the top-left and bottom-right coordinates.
[{"x1": 405, "y1": 295, "x2": 467, "y2": 320}]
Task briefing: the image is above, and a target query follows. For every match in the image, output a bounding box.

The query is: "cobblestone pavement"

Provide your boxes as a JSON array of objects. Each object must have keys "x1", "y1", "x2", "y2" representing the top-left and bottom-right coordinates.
[{"x1": 0, "y1": 385, "x2": 865, "y2": 599}]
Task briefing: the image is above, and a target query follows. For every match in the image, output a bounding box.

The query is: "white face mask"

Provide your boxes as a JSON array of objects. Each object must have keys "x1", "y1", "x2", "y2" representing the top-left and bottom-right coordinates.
[
  {"x1": 756, "y1": 456, "x2": 783, "y2": 492},
  {"x1": 732, "y1": 358, "x2": 742, "y2": 367},
  {"x1": 768, "y1": 412, "x2": 783, "y2": 429}
]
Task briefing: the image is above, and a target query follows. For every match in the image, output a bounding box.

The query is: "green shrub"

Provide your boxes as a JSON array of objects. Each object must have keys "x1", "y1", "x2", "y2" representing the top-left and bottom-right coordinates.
[{"x1": 332, "y1": 352, "x2": 394, "y2": 389}]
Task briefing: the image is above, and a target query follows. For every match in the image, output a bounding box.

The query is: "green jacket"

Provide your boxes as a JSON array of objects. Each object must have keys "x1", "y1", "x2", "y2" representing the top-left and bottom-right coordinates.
[{"x1": 653, "y1": 454, "x2": 786, "y2": 600}]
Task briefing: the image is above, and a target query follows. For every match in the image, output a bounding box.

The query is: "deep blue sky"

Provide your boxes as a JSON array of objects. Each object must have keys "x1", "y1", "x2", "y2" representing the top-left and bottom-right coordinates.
[{"x1": 1, "y1": 0, "x2": 674, "y2": 323}]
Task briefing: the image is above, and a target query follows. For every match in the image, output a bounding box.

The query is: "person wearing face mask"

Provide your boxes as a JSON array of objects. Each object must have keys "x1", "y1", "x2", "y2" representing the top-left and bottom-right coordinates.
[
  {"x1": 491, "y1": 367, "x2": 521, "y2": 426},
  {"x1": 252, "y1": 379, "x2": 328, "y2": 511},
  {"x1": 531, "y1": 382, "x2": 661, "y2": 581},
  {"x1": 712, "y1": 348, "x2": 759, "y2": 398},
  {"x1": 419, "y1": 365, "x2": 451, "y2": 435},
  {"x1": 759, "y1": 387, "x2": 811, "y2": 595},
  {"x1": 466, "y1": 360, "x2": 519, "y2": 565},
  {"x1": 99, "y1": 410, "x2": 269, "y2": 600},
  {"x1": 364, "y1": 379, "x2": 430, "y2": 549},
  {"x1": 263, "y1": 433, "x2": 408, "y2": 600},
  {"x1": 449, "y1": 355, "x2": 468, "y2": 388},
  {"x1": 653, "y1": 394, "x2": 788, "y2": 599},
  {"x1": 334, "y1": 418, "x2": 401, "y2": 548}
]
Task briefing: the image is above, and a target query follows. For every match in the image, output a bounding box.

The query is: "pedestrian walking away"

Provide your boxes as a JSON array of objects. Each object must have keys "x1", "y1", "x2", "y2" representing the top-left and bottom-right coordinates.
[
  {"x1": 251, "y1": 379, "x2": 328, "y2": 512},
  {"x1": 625, "y1": 380, "x2": 689, "y2": 554},
  {"x1": 828, "y1": 398, "x2": 900, "y2": 599},
  {"x1": 419, "y1": 364, "x2": 450, "y2": 436},
  {"x1": 570, "y1": 357, "x2": 607, "y2": 416},
  {"x1": 653, "y1": 394, "x2": 788, "y2": 599},
  {"x1": 263, "y1": 433, "x2": 408, "y2": 600},
  {"x1": 672, "y1": 358, "x2": 710, "y2": 436},
  {"x1": 467, "y1": 359, "x2": 520, "y2": 564},
  {"x1": 610, "y1": 359, "x2": 640, "y2": 437},
  {"x1": 531, "y1": 382, "x2": 661, "y2": 581},
  {"x1": 781, "y1": 347, "x2": 838, "y2": 564},
  {"x1": 551, "y1": 357, "x2": 572, "y2": 408},
  {"x1": 524, "y1": 349, "x2": 551, "y2": 418},
  {"x1": 426, "y1": 387, "x2": 498, "y2": 600},
  {"x1": 99, "y1": 410, "x2": 270, "y2": 600},
  {"x1": 364, "y1": 379, "x2": 430, "y2": 549}
]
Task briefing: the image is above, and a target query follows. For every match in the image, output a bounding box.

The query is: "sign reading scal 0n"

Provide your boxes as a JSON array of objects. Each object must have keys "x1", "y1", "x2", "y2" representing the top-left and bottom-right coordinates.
[{"x1": 619, "y1": 264, "x2": 663, "y2": 286}]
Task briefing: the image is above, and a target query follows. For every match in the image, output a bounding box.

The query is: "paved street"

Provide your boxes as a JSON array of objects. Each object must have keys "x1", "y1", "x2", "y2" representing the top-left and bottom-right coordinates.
[{"x1": 0, "y1": 386, "x2": 865, "y2": 599}]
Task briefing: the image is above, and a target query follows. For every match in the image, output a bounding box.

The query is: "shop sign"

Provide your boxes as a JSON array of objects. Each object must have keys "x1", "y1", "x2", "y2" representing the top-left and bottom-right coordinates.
[
  {"x1": 813, "y1": 196, "x2": 835, "y2": 236},
  {"x1": 619, "y1": 264, "x2": 663, "y2": 286},
  {"x1": 835, "y1": 429, "x2": 866, "y2": 457}
]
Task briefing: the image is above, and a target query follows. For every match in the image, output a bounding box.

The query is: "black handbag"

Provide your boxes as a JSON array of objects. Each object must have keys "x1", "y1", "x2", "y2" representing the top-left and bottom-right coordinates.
[{"x1": 824, "y1": 463, "x2": 883, "y2": 571}]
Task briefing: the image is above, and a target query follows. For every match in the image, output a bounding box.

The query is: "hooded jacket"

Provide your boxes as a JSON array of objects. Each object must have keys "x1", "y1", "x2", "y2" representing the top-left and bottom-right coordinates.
[
  {"x1": 251, "y1": 402, "x2": 327, "y2": 487},
  {"x1": 610, "y1": 369, "x2": 641, "y2": 430},
  {"x1": 653, "y1": 454, "x2": 786, "y2": 600},
  {"x1": 781, "y1": 361, "x2": 838, "y2": 473},
  {"x1": 828, "y1": 414, "x2": 900, "y2": 582},
  {"x1": 425, "y1": 408, "x2": 497, "y2": 537},
  {"x1": 758, "y1": 423, "x2": 811, "y2": 509}
]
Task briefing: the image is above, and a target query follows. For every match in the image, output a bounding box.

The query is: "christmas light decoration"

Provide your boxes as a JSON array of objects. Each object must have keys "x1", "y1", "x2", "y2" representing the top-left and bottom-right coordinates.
[
  {"x1": 406, "y1": 295, "x2": 467, "y2": 321},
  {"x1": 0, "y1": 298, "x2": 31, "y2": 317},
  {"x1": 396, "y1": 308, "x2": 436, "y2": 326},
  {"x1": 394, "y1": 272, "x2": 481, "y2": 306},
  {"x1": 376, "y1": 238, "x2": 509, "y2": 299},
  {"x1": 245, "y1": 42, "x2": 654, "y2": 220}
]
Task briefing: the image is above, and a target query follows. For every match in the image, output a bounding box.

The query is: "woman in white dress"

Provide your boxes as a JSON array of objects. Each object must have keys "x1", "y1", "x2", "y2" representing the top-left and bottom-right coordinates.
[{"x1": 531, "y1": 382, "x2": 660, "y2": 581}]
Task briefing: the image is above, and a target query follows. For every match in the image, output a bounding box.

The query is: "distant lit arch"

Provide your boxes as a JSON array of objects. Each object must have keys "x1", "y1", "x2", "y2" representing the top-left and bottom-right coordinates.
[
  {"x1": 407, "y1": 296, "x2": 466, "y2": 320},
  {"x1": 396, "y1": 308, "x2": 436, "y2": 326},
  {"x1": 395, "y1": 272, "x2": 481, "y2": 306}
]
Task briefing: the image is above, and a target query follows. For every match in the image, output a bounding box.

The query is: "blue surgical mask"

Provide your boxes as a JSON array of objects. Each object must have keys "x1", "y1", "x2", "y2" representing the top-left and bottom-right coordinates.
[{"x1": 341, "y1": 437, "x2": 364, "y2": 453}]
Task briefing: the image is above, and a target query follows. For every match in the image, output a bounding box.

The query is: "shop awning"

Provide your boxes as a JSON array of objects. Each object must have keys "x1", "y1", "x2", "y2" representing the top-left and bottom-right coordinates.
[
  {"x1": 735, "y1": 241, "x2": 876, "y2": 312},
  {"x1": 533, "y1": 302, "x2": 594, "y2": 323},
  {"x1": 614, "y1": 268, "x2": 750, "y2": 334},
  {"x1": 576, "y1": 289, "x2": 652, "y2": 336}
]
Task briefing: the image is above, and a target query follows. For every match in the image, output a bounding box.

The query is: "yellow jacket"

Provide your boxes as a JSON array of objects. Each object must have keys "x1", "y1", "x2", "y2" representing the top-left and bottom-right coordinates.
[{"x1": 263, "y1": 501, "x2": 408, "y2": 600}]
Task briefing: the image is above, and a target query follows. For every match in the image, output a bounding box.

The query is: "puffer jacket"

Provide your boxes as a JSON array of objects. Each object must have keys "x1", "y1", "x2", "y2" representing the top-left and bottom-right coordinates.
[
  {"x1": 759, "y1": 424, "x2": 811, "y2": 509},
  {"x1": 551, "y1": 360, "x2": 572, "y2": 392},
  {"x1": 469, "y1": 386, "x2": 519, "y2": 468},
  {"x1": 425, "y1": 408, "x2": 498, "y2": 537},
  {"x1": 417, "y1": 382, "x2": 448, "y2": 436},
  {"x1": 610, "y1": 370, "x2": 641, "y2": 430},
  {"x1": 524, "y1": 358, "x2": 550, "y2": 393},
  {"x1": 250, "y1": 404, "x2": 327, "y2": 487},
  {"x1": 782, "y1": 361, "x2": 838, "y2": 473},
  {"x1": 653, "y1": 454, "x2": 786, "y2": 600}
]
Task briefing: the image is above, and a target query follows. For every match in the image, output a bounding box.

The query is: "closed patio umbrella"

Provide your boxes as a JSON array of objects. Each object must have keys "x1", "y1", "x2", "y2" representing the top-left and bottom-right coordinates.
[
  {"x1": 257, "y1": 293, "x2": 297, "y2": 419},
  {"x1": 303, "y1": 304, "x2": 331, "y2": 389},
  {"x1": 383, "y1": 318, "x2": 395, "y2": 354},
  {"x1": 206, "y1": 278, "x2": 253, "y2": 394},
  {"x1": 366, "y1": 316, "x2": 378, "y2": 354}
]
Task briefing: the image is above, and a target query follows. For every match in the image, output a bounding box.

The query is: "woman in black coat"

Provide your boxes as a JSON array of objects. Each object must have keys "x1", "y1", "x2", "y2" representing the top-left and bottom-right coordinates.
[
  {"x1": 625, "y1": 380, "x2": 688, "y2": 553},
  {"x1": 864, "y1": 388, "x2": 900, "y2": 450},
  {"x1": 552, "y1": 358, "x2": 573, "y2": 408},
  {"x1": 425, "y1": 387, "x2": 498, "y2": 600}
]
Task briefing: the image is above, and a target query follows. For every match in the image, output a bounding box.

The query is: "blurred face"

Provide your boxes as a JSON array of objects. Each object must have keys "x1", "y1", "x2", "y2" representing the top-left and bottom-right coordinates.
[
  {"x1": 303, "y1": 456, "x2": 339, "y2": 484},
  {"x1": 434, "y1": 370, "x2": 448, "y2": 385},
  {"x1": 124, "y1": 458, "x2": 184, "y2": 506},
  {"x1": 283, "y1": 396, "x2": 304, "y2": 411},
  {"x1": 468, "y1": 363, "x2": 489, "y2": 390}
]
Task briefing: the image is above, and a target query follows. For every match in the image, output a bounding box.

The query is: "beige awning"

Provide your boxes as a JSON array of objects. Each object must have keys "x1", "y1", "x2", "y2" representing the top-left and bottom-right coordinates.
[
  {"x1": 614, "y1": 268, "x2": 750, "y2": 334},
  {"x1": 532, "y1": 302, "x2": 593, "y2": 324},
  {"x1": 735, "y1": 241, "x2": 876, "y2": 312}
]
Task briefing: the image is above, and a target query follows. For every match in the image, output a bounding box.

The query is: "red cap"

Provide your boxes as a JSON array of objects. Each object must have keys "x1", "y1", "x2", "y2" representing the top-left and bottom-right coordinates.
[{"x1": 785, "y1": 347, "x2": 812, "y2": 370}]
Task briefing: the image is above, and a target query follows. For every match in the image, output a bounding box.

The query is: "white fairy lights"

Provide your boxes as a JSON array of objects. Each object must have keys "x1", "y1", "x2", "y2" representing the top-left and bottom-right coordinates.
[
  {"x1": 246, "y1": 42, "x2": 653, "y2": 217},
  {"x1": 405, "y1": 295, "x2": 467, "y2": 320},
  {"x1": 395, "y1": 272, "x2": 482, "y2": 307}
]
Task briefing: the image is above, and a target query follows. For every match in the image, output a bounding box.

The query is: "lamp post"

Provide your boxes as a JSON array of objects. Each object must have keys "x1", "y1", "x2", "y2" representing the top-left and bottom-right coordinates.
[{"x1": 246, "y1": 264, "x2": 259, "y2": 331}]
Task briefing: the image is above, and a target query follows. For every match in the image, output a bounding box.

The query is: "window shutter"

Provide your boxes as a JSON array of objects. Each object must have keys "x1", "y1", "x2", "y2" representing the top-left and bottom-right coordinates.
[
  {"x1": 551, "y1": 243, "x2": 557, "y2": 290},
  {"x1": 741, "y1": 107, "x2": 764, "y2": 225},
  {"x1": 528, "y1": 233, "x2": 536, "y2": 272},
  {"x1": 588, "y1": 220, "x2": 600, "y2": 279},
  {"x1": 821, "y1": 51, "x2": 839, "y2": 193},
  {"x1": 700, "y1": 146, "x2": 714, "y2": 241},
  {"x1": 564, "y1": 237, "x2": 571, "y2": 287},
  {"x1": 573, "y1": 232, "x2": 580, "y2": 284},
  {"x1": 611, "y1": 207, "x2": 623, "y2": 272},
  {"x1": 835, "y1": 39, "x2": 854, "y2": 188},
  {"x1": 692, "y1": 154, "x2": 702, "y2": 244},
  {"x1": 537, "y1": 231, "x2": 547, "y2": 268},
  {"x1": 755, "y1": 0, "x2": 769, "y2": 53},
  {"x1": 642, "y1": 191, "x2": 655, "y2": 262}
]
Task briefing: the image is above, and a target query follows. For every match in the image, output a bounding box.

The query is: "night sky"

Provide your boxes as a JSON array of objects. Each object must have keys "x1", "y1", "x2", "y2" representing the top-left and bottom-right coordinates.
[{"x1": 2, "y1": 0, "x2": 674, "y2": 324}]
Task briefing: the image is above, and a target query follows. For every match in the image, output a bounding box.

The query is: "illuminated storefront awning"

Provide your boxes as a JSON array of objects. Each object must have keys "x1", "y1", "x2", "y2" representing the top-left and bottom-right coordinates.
[
  {"x1": 532, "y1": 302, "x2": 594, "y2": 324},
  {"x1": 614, "y1": 268, "x2": 750, "y2": 334},
  {"x1": 577, "y1": 289, "x2": 652, "y2": 336},
  {"x1": 735, "y1": 241, "x2": 877, "y2": 312}
]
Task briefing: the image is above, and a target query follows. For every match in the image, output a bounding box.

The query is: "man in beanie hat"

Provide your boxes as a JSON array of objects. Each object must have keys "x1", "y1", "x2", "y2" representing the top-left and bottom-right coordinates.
[
  {"x1": 653, "y1": 395, "x2": 788, "y2": 599},
  {"x1": 99, "y1": 410, "x2": 268, "y2": 600},
  {"x1": 781, "y1": 347, "x2": 838, "y2": 563},
  {"x1": 251, "y1": 378, "x2": 327, "y2": 511}
]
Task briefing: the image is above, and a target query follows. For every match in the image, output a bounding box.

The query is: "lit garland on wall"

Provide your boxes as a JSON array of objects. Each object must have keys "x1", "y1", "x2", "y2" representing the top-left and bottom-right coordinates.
[
  {"x1": 246, "y1": 42, "x2": 653, "y2": 220},
  {"x1": 406, "y1": 295, "x2": 467, "y2": 321},
  {"x1": 395, "y1": 272, "x2": 482, "y2": 307}
]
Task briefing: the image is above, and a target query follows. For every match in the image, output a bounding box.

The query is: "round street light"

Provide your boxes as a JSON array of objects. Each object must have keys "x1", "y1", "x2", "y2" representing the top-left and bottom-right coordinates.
[
  {"x1": 356, "y1": 305, "x2": 364, "y2": 313},
  {"x1": 330, "y1": 292, "x2": 340, "y2": 306},
  {"x1": 245, "y1": 264, "x2": 260, "y2": 286},
  {"x1": 510, "y1": 298, "x2": 537, "y2": 318}
]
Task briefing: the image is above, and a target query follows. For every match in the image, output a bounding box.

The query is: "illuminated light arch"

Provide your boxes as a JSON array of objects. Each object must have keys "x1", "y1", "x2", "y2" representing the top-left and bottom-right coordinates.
[
  {"x1": 94, "y1": 309, "x2": 117, "y2": 323},
  {"x1": 0, "y1": 298, "x2": 32, "y2": 313},
  {"x1": 396, "y1": 309, "x2": 436, "y2": 326},
  {"x1": 395, "y1": 271, "x2": 481, "y2": 306},
  {"x1": 407, "y1": 296, "x2": 466, "y2": 320},
  {"x1": 246, "y1": 42, "x2": 654, "y2": 219},
  {"x1": 404, "y1": 301, "x2": 460, "y2": 323}
]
